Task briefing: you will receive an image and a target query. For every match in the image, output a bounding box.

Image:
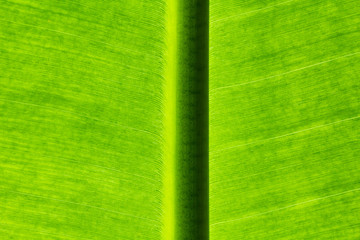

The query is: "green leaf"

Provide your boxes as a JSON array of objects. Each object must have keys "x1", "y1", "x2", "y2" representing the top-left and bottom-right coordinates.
[
  {"x1": 1, "y1": 0, "x2": 359, "y2": 239},
  {"x1": 0, "y1": 0, "x2": 167, "y2": 239},
  {"x1": 210, "y1": 0, "x2": 360, "y2": 239}
]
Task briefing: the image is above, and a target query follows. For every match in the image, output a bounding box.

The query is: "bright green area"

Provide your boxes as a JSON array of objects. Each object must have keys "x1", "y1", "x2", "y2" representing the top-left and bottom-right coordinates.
[
  {"x1": 2, "y1": 0, "x2": 360, "y2": 239},
  {"x1": 0, "y1": 0, "x2": 167, "y2": 239},
  {"x1": 0, "y1": 0, "x2": 208, "y2": 239},
  {"x1": 162, "y1": 0, "x2": 177, "y2": 238},
  {"x1": 210, "y1": 0, "x2": 360, "y2": 239}
]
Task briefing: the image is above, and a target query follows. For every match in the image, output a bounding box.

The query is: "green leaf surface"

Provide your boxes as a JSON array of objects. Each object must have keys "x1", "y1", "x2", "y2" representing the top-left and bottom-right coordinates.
[
  {"x1": 0, "y1": 0, "x2": 167, "y2": 239},
  {"x1": 210, "y1": 0, "x2": 360, "y2": 239},
  {"x1": 1, "y1": 0, "x2": 360, "y2": 239}
]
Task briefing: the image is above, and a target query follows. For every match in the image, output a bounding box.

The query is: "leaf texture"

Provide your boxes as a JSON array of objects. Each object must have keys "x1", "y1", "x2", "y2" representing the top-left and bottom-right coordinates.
[
  {"x1": 1, "y1": 0, "x2": 360, "y2": 239},
  {"x1": 210, "y1": 0, "x2": 360, "y2": 239},
  {"x1": 0, "y1": 0, "x2": 167, "y2": 239}
]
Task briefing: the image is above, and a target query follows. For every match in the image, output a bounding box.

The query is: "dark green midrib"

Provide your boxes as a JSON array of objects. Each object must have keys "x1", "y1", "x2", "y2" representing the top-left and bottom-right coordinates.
[
  {"x1": 163, "y1": 0, "x2": 209, "y2": 239},
  {"x1": 176, "y1": 0, "x2": 209, "y2": 239}
]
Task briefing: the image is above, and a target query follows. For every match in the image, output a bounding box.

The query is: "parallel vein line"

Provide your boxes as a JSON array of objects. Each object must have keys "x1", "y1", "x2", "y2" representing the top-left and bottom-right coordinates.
[
  {"x1": 2, "y1": 189, "x2": 159, "y2": 223},
  {"x1": 211, "y1": 115, "x2": 360, "y2": 155},
  {"x1": 210, "y1": 51, "x2": 360, "y2": 94},
  {"x1": 0, "y1": 19, "x2": 151, "y2": 58},
  {"x1": 0, "y1": 98, "x2": 159, "y2": 138},
  {"x1": 211, "y1": 187, "x2": 360, "y2": 226},
  {"x1": 210, "y1": 0, "x2": 298, "y2": 24}
]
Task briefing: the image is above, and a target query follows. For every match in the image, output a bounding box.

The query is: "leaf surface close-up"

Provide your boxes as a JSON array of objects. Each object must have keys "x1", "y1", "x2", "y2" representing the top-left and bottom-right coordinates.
[
  {"x1": 1, "y1": 0, "x2": 359, "y2": 239},
  {"x1": 210, "y1": 0, "x2": 360, "y2": 239},
  {"x1": 0, "y1": 0, "x2": 168, "y2": 239}
]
